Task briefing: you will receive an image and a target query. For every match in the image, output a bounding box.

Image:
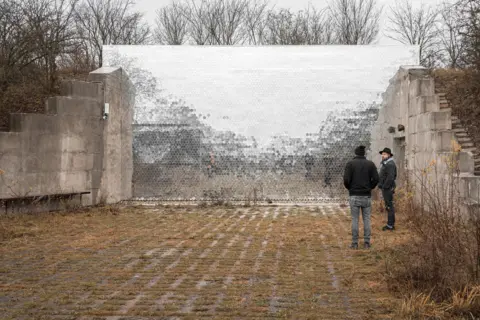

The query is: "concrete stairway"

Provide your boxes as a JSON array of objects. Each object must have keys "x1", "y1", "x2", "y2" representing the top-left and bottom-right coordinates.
[{"x1": 437, "y1": 90, "x2": 480, "y2": 176}]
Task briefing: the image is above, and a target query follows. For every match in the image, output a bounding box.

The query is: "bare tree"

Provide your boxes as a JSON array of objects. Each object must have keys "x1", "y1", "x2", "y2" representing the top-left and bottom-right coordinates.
[
  {"x1": 186, "y1": 0, "x2": 251, "y2": 45},
  {"x1": 263, "y1": 7, "x2": 334, "y2": 45},
  {"x1": 0, "y1": 0, "x2": 78, "y2": 90},
  {"x1": 299, "y1": 6, "x2": 334, "y2": 45},
  {"x1": 455, "y1": 0, "x2": 480, "y2": 69},
  {"x1": 265, "y1": 9, "x2": 304, "y2": 44},
  {"x1": 23, "y1": 0, "x2": 79, "y2": 90},
  {"x1": 154, "y1": 1, "x2": 189, "y2": 45},
  {"x1": 328, "y1": 0, "x2": 382, "y2": 45},
  {"x1": 437, "y1": 2, "x2": 465, "y2": 68},
  {"x1": 0, "y1": 0, "x2": 33, "y2": 89},
  {"x1": 182, "y1": 0, "x2": 211, "y2": 44},
  {"x1": 74, "y1": 0, "x2": 150, "y2": 67},
  {"x1": 385, "y1": 0, "x2": 440, "y2": 67},
  {"x1": 243, "y1": 0, "x2": 270, "y2": 45}
]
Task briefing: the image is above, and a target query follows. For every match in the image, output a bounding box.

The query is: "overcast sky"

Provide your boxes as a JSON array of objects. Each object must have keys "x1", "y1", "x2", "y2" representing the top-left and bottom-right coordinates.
[{"x1": 134, "y1": 0, "x2": 453, "y2": 45}]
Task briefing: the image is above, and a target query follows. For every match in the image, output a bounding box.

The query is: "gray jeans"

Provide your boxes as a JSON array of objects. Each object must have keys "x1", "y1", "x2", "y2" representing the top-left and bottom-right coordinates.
[{"x1": 349, "y1": 196, "x2": 372, "y2": 244}]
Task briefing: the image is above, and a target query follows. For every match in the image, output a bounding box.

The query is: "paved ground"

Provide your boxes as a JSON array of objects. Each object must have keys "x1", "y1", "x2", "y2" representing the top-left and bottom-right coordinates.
[{"x1": 0, "y1": 205, "x2": 402, "y2": 319}]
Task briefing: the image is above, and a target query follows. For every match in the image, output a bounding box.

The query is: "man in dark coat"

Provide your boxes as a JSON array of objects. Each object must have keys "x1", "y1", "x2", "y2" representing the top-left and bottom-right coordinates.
[
  {"x1": 343, "y1": 146, "x2": 379, "y2": 249},
  {"x1": 378, "y1": 147, "x2": 397, "y2": 231}
]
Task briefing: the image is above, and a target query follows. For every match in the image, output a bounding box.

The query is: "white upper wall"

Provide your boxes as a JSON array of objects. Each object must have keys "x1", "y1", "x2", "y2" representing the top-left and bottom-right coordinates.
[{"x1": 104, "y1": 45, "x2": 419, "y2": 148}]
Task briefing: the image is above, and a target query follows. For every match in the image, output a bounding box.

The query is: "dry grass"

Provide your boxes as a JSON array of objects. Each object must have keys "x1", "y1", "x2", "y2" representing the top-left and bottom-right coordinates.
[
  {"x1": 0, "y1": 204, "x2": 407, "y2": 319},
  {"x1": 382, "y1": 173, "x2": 480, "y2": 320}
]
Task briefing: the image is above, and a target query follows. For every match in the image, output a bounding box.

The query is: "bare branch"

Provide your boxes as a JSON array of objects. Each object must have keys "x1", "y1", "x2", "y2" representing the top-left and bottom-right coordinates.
[
  {"x1": 154, "y1": 1, "x2": 189, "y2": 45},
  {"x1": 74, "y1": 0, "x2": 151, "y2": 67},
  {"x1": 437, "y1": 1, "x2": 466, "y2": 68},
  {"x1": 385, "y1": 0, "x2": 440, "y2": 66},
  {"x1": 328, "y1": 0, "x2": 383, "y2": 45}
]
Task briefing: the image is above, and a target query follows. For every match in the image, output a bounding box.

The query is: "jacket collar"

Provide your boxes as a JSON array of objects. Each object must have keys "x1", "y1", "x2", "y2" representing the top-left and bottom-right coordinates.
[{"x1": 381, "y1": 157, "x2": 394, "y2": 164}]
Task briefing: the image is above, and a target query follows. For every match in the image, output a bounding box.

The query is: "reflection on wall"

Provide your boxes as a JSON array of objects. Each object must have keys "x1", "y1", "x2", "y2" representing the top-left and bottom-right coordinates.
[{"x1": 103, "y1": 45, "x2": 419, "y2": 201}]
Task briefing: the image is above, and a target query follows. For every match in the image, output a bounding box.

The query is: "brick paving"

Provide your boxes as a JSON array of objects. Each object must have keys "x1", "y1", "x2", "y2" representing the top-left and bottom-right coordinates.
[{"x1": 0, "y1": 205, "x2": 397, "y2": 319}]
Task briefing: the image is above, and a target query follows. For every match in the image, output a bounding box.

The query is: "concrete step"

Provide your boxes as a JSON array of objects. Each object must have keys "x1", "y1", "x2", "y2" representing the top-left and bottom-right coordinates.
[
  {"x1": 462, "y1": 147, "x2": 477, "y2": 153},
  {"x1": 453, "y1": 128, "x2": 467, "y2": 133},
  {"x1": 461, "y1": 142, "x2": 475, "y2": 148},
  {"x1": 455, "y1": 132, "x2": 469, "y2": 137},
  {"x1": 458, "y1": 137, "x2": 473, "y2": 143}
]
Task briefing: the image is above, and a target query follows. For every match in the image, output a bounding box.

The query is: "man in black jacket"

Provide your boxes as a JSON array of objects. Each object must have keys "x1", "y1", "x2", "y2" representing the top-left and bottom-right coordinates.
[
  {"x1": 378, "y1": 148, "x2": 397, "y2": 231},
  {"x1": 343, "y1": 146, "x2": 379, "y2": 249}
]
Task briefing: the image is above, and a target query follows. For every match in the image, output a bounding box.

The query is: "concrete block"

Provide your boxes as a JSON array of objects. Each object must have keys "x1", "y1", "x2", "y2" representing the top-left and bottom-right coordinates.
[
  {"x1": 430, "y1": 111, "x2": 451, "y2": 131},
  {"x1": 46, "y1": 96, "x2": 102, "y2": 117},
  {"x1": 60, "y1": 135, "x2": 85, "y2": 152},
  {"x1": 410, "y1": 95, "x2": 439, "y2": 116},
  {"x1": 412, "y1": 132, "x2": 428, "y2": 152},
  {"x1": 414, "y1": 111, "x2": 451, "y2": 133},
  {"x1": 69, "y1": 152, "x2": 89, "y2": 171},
  {"x1": 408, "y1": 116, "x2": 417, "y2": 134},
  {"x1": 458, "y1": 152, "x2": 475, "y2": 173},
  {"x1": 81, "y1": 192, "x2": 94, "y2": 206},
  {"x1": 9, "y1": 113, "x2": 60, "y2": 133},
  {"x1": 409, "y1": 78, "x2": 434, "y2": 98},
  {"x1": 425, "y1": 95, "x2": 440, "y2": 113},
  {"x1": 0, "y1": 132, "x2": 21, "y2": 152},
  {"x1": 38, "y1": 134, "x2": 62, "y2": 152},
  {"x1": 60, "y1": 80, "x2": 103, "y2": 101},
  {"x1": 59, "y1": 171, "x2": 88, "y2": 192},
  {"x1": 434, "y1": 131, "x2": 454, "y2": 152},
  {"x1": 0, "y1": 153, "x2": 23, "y2": 174},
  {"x1": 410, "y1": 97, "x2": 423, "y2": 116},
  {"x1": 463, "y1": 176, "x2": 480, "y2": 201}
]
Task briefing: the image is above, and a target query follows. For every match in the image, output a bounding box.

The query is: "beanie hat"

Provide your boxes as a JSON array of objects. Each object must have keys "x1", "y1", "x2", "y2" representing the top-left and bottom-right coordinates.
[{"x1": 355, "y1": 145, "x2": 366, "y2": 156}]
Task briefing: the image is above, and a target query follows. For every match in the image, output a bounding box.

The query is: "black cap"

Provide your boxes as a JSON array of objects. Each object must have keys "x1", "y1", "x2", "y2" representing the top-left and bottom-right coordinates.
[
  {"x1": 379, "y1": 147, "x2": 393, "y2": 156},
  {"x1": 355, "y1": 145, "x2": 366, "y2": 156}
]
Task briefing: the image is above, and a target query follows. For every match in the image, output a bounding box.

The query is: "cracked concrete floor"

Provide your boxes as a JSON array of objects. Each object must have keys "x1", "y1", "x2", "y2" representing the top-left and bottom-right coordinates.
[{"x1": 0, "y1": 205, "x2": 401, "y2": 319}]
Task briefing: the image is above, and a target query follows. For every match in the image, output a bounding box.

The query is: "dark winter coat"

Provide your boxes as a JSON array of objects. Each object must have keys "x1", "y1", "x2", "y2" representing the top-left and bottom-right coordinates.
[
  {"x1": 378, "y1": 158, "x2": 397, "y2": 190},
  {"x1": 343, "y1": 156, "x2": 379, "y2": 197}
]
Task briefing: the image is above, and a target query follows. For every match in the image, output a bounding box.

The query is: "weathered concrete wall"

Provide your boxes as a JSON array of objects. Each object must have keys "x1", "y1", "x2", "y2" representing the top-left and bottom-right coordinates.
[
  {"x1": 371, "y1": 66, "x2": 480, "y2": 205},
  {"x1": 88, "y1": 67, "x2": 134, "y2": 204},
  {"x1": 0, "y1": 67, "x2": 134, "y2": 211}
]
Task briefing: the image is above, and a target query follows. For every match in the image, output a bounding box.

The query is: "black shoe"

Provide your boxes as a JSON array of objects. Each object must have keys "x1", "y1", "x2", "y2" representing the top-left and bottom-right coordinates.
[
  {"x1": 382, "y1": 225, "x2": 395, "y2": 231},
  {"x1": 364, "y1": 242, "x2": 371, "y2": 249},
  {"x1": 349, "y1": 243, "x2": 358, "y2": 249}
]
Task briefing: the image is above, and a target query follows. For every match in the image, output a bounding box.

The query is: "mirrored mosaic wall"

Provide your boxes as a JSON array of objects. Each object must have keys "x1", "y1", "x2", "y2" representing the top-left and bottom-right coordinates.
[{"x1": 103, "y1": 46, "x2": 419, "y2": 202}]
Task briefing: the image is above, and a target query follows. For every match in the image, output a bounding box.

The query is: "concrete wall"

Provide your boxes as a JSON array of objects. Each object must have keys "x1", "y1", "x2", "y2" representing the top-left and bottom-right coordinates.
[
  {"x1": 0, "y1": 67, "x2": 134, "y2": 211},
  {"x1": 370, "y1": 66, "x2": 480, "y2": 205}
]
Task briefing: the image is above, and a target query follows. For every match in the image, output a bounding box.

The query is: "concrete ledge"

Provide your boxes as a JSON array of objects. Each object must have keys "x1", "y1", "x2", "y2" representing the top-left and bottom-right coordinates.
[
  {"x1": 10, "y1": 113, "x2": 59, "y2": 133},
  {"x1": 46, "y1": 96, "x2": 102, "y2": 117},
  {"x1": 410, "y1": 110, "x2": 451, "y2": 134},
  {"x1": 60, "y1": 80, "x2": 103, "y2": 101},
  {"x1": 1, "y1": 192, "x2": 90, "y2": 214}
]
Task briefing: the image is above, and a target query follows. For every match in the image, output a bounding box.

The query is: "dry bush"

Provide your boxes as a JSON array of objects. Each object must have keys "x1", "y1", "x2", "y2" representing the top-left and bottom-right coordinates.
[{"x1": 384, "y1": 146, "x2": 480, "y2": 318}]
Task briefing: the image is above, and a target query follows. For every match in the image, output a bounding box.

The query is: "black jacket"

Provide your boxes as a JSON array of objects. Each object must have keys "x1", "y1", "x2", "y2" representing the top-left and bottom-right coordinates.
[
  {"x1": 343, "y1": 156, "x2": 379, "y2": 196},
  {"x1": 378, "y1": 158, "x2": 397, "y2": 190}
]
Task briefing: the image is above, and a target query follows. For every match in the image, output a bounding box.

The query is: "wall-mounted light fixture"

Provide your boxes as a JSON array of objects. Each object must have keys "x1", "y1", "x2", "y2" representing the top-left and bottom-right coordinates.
[
  {"x1": 103, "y1": 103, "x2": 110, "y2": 120},
  {"x1": 388, "y1": 126, "x2": 396, "y2": 133},
  {"x1": 398, "y1": 124, "x2": 405, "y2": 132}
]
